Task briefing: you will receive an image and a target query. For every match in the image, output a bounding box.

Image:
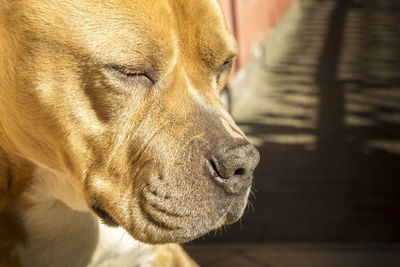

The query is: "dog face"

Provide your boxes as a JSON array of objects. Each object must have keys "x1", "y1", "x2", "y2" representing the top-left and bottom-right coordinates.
[{"x1": 2, "y1": 0, "x2": 259, "y2": 243}]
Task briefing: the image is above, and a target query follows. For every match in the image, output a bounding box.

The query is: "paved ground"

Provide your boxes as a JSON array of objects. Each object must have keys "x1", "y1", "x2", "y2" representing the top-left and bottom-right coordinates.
[
  {"x1": 185, "y1": 244, "x2": 400, "y2": 267},
  {"x1": 186, "y1": 0, "x2": 400, "y2": 265}
]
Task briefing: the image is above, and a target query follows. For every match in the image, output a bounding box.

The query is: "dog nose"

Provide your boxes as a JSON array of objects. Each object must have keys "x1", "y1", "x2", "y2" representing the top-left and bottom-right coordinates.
[{"x1": 210, "y1": 143, "x2": 260, "y2": 195}]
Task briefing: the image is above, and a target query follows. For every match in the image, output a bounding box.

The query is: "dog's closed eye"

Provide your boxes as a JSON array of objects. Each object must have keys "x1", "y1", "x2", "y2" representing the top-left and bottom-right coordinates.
[
  {"x1": 216, "y1": 58, "x2": 234, "y2": 83},
  {"x1": 103, "y1": 65, "x2": 155, "y2": 88}
]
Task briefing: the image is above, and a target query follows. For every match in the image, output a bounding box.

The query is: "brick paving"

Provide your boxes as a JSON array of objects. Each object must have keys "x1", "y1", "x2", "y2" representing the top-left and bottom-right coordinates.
[{"x1": 185, "y1": 244, "x2": 400, "y2": 267}]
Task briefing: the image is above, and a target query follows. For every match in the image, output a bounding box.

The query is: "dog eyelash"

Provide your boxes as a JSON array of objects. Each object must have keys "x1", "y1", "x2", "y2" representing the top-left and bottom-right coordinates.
[
  {"x1": 114, "y1": 66, "x2": 143, "y2": 76},
  {"x1": 105, "y1": 65, "x2": 155, "y2": 85}
]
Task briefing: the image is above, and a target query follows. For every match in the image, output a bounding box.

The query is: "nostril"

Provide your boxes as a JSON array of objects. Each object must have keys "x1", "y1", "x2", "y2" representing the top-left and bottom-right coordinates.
[
  {"x1": 209, "y1": 158, "x2": 247, "y2": 179},
  {"x1": 208, "y1": 143, "x2": 259, "y2": 195},
  {"x1": 209, "y1": 158, "x2": 225, "y2": 178},
  {"x1": 234, "y1": 168, "x2": 246, "y2": 176}
]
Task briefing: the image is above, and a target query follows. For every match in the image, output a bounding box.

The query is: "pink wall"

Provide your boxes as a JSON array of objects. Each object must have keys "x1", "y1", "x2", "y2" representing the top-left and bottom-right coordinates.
[{"x1": 219, "y1": 0, "x2": 294, "y2": 69}]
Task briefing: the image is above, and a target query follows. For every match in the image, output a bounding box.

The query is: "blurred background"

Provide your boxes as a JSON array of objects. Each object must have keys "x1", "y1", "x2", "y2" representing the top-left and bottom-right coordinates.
[{"x1": 185, "y1": 0, "x2": 400, "y2": 266}]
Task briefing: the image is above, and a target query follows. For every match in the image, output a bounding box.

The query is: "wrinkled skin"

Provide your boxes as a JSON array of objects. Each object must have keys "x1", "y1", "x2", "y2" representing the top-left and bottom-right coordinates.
[{"x1": 0, "y1": 0, "x2": 259, "y2": 244}]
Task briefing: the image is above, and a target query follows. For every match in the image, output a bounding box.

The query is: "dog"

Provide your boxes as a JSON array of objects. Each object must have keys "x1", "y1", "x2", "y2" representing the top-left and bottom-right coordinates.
[{"x1": 0, "y1": 0, "x2": 260, "y2": 266}]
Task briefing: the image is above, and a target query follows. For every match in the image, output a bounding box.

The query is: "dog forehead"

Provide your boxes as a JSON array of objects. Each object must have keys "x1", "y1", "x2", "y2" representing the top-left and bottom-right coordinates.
[
  {"x1": 101, "y1": 0, "x2": 237, "y2": 64},
  {"x1": 22, "y1": 0, "x2": 234, "y2": 62}
]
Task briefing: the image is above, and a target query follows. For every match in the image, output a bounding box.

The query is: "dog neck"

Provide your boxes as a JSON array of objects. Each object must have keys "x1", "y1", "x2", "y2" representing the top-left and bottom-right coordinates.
[
  {"x1": 24, "y1": 160, "x2": 90, "y2": 211},
  {"x1": 15, "y1": 191, "x2": 99, "y2": 267},
  {"x1": 0, "y1": 153, "x2": 155, "y2": 266},
  {"x1": 0, "y1": 150, "x2": 96, "y2": 266},
  {"x1": 16, "y1": 163, "x2": 155, "y2": 266}
]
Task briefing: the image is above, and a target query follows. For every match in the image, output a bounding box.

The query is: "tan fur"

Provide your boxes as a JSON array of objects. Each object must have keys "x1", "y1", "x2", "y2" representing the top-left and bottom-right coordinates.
[
  {"x1": 153, "y1": 245, "x2": 199, "y2": 267},
  {"x1": 0, "y1": 0, "x2": 252, "y2": 266}
]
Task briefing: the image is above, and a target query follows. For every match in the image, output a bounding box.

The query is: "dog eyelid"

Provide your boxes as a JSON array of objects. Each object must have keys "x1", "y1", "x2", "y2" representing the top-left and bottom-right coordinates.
[
  {"x1": 221, "y1": 59, "x2": 233, "y2": 70},
  {"x1": 104, "y1": 65, "x2": 155, "y2": 85},
  {"x1": 216, "y1": 58, "x2": 234, "y2": 82}
]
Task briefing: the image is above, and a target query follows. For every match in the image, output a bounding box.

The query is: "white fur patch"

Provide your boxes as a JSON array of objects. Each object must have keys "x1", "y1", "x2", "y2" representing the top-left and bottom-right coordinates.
[{"x1": 89, "y1": 224, "x2": 155, "y2": 267}]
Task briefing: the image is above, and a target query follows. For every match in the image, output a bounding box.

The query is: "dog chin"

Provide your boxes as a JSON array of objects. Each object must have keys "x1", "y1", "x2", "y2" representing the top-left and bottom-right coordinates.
[
  {"x1": 134, "y1": 188, "x2": 251, "y2": 244},
  {"x1": 88, "y1": 177, "x2": 252, "y2": 244}
]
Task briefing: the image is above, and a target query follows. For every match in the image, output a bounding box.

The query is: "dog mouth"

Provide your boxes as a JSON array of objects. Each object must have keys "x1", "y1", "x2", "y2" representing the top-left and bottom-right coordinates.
[
  {"x1": 133, "y1": 183, "x2": 251, "y2": 243},
  {"x1": 86, "y1": 184, "x2": 250, "y2": 244},
  {"x1": 90, "y1": 203, "x2": 120, "y2": 227}
]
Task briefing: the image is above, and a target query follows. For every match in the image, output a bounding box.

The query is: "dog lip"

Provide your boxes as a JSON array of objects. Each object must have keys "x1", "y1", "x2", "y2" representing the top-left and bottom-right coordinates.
[
  {"x1": 213, "y1": 204, "x2": 233, "y2": 228},
  {"x1": 90, "y1": 203, "x2": 120, "y2": 227},
  {"x1": 224, "y1": 208, "x2": 242, "y2": 224}
]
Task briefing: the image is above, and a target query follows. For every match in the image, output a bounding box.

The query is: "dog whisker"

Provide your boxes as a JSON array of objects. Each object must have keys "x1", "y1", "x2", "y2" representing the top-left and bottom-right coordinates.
[{"x1": 247, "y1": 199, "x2": 255, "y2": 213}]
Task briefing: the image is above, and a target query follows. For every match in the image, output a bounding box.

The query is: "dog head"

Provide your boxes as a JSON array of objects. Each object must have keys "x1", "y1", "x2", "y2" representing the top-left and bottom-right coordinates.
[{"x1": 1, "y1": 0, "x2": 259, "y2": 243}]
